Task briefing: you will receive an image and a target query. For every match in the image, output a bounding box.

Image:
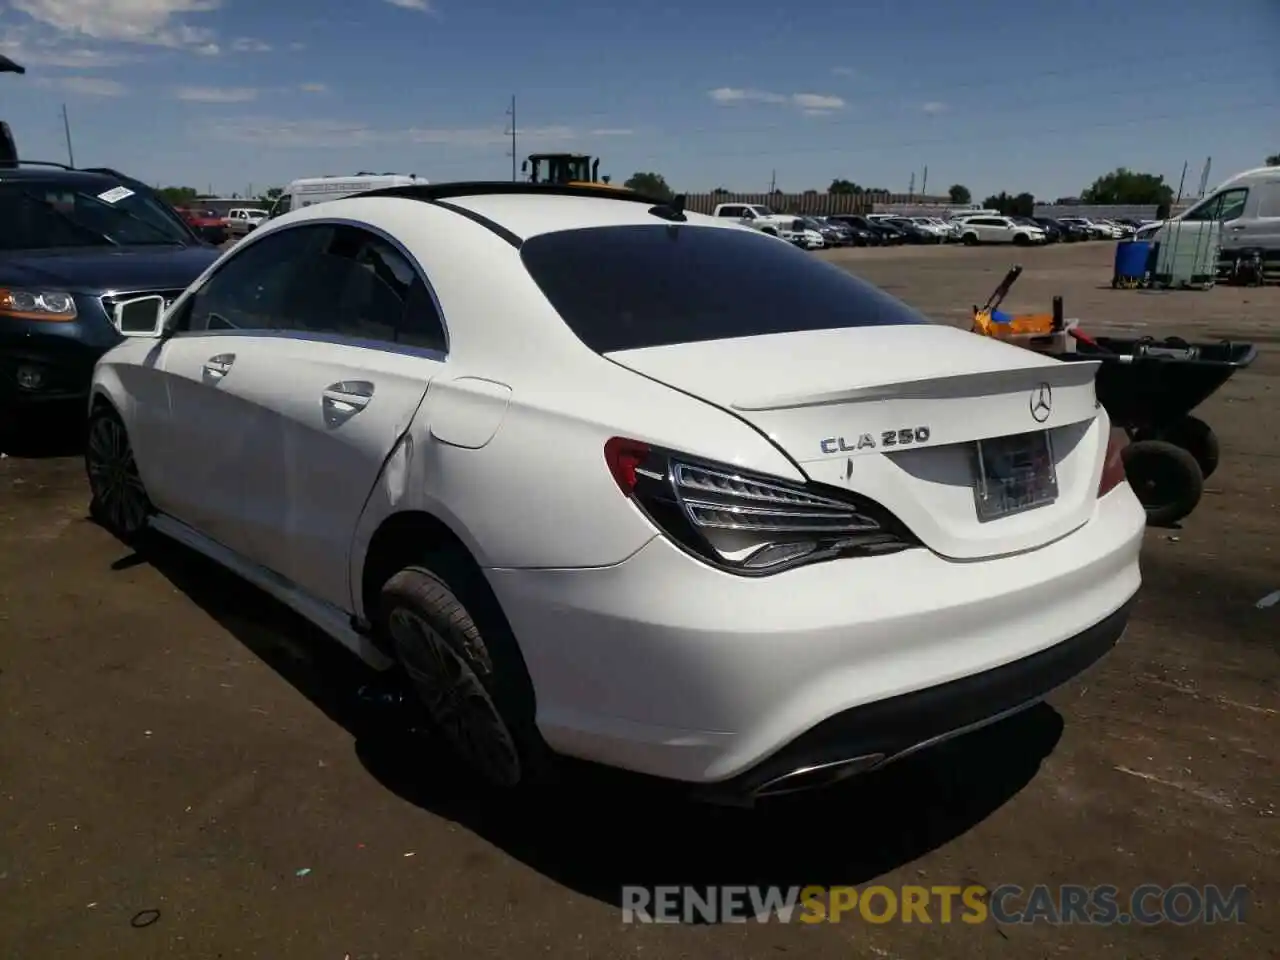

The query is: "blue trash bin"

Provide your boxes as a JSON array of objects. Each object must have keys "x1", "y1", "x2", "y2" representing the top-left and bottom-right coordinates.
[{"x1": 1113, "y1": 240, "x2": 1153, "y2": 287}]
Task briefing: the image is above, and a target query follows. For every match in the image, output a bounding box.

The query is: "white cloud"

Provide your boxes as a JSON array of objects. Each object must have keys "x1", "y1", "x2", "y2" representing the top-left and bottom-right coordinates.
[
  {"x1": 9, "y1": 0, "x2": 222, "y2": 49},
  {"x1": 831, "y1": 66, "x2": 855, "y2": 77},
  {"x1": 384, "y1": 0, "x2": 432, "y2": 9},
  {"x1": 287, "y1": 41, "x2": 305, "y2": 51},
  {"x1": 792, "y1": 92, "x2": 844, "y2": 111},
  {"x1": 921, "y1": 101, "x2": 947, "y2": 114},
  {"x1": 174, "y1": 85, "x2": 257, "y2": 102},
  {"x1": 709, "y1": 87, "x2": 787, "y2": 105},
  {"x1": 709, "y1": 87, "x2": 845, "y2": 112},
  {"x1": 298, "y1": 82, "x2": 328, "y2": 93},
  {"x1": 230, "y1": 37, "x2": 270, "y2": 53},
  {"x1": 0, "y1": 24, "x2": 133, "y2": 67},
  {"x1": 34, "y1": 74, "x2": 127, "y2": 95},
  {"x1": 202, "y1": 117, "x2": 631, "y2": 149}
]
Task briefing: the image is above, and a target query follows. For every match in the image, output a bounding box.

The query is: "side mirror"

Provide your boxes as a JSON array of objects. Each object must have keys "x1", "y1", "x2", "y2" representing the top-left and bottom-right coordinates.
[
  {"x1": 113, "y1": 295, "x2": 167, "y2": 337},
  {"x1": 521, "y1": 160, "x2": 528, "y2": 172}
]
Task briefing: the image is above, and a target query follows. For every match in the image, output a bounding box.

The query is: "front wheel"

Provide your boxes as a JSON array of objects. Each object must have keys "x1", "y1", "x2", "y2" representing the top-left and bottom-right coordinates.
[
  {"x1": 85, "y1": 406, "x2": 152, "y2": 540},
  {"x1": 963, "y1": 233, "x2": 978, "y2": 246},
  {"x1": 1123, "y1": 439, "x2": 1204, "y2": 526}
]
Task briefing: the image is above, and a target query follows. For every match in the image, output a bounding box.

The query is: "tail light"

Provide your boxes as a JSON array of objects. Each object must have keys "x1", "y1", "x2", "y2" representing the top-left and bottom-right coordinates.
[
  {"x1": 1098, "y1": 426, "x2": 1129, "y2": 497},
  {"x1": 604, "y1": 437, "x2": 915, "y2": 575}
]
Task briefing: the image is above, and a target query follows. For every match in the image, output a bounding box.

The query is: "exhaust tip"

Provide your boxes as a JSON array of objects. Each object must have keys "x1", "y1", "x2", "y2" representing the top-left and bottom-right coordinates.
[{"x1": 752, "y1": 753, "x2": 885, "y2": 799}]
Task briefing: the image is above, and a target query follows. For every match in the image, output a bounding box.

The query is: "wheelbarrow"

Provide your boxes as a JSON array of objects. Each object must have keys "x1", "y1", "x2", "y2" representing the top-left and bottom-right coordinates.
[
  {"x1": 1059, "y1": 334, "x2": 1257, "y2": 525},
  {"x1": 969, "y1": 266, "x2": 1258, "y2": 525}
]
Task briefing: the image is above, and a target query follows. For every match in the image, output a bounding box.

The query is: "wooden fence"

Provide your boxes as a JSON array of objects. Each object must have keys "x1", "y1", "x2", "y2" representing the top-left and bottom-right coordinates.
[{"x1": 682, "y1": 192, "x2": 950, "y2": 216}]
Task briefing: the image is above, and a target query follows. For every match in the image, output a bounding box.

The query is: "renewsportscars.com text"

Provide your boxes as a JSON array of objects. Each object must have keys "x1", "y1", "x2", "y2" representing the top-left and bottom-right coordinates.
[{"x1": 620, "y1": 883, "x2": 1249, "y2": 925}]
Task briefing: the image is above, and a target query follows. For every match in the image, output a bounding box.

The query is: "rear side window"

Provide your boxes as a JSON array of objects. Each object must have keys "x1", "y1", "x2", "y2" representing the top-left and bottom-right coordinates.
[{"x1": 519, "y1": 224, "x2": 927, "y2": 353}]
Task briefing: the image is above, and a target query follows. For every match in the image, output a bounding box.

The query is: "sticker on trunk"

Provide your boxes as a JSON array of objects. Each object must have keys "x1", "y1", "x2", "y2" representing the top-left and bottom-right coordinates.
[{"x1": 97, "y1": 186, "x2": 135, "y2": 204}]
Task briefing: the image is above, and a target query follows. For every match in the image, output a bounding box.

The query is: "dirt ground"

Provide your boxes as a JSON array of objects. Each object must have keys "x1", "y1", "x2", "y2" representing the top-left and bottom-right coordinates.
[{"x1": 1, "y1": 242, "x2": 1276, "y2": 959}]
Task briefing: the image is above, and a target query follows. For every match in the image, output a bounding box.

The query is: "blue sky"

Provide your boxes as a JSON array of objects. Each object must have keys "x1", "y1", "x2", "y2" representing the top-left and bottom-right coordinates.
[{"x1": 1, "y1": 0, "x2": 1277, "y2": 198}]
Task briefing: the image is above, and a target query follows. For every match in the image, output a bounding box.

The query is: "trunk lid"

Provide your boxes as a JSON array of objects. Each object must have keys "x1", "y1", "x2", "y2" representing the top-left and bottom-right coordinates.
[{"x1": 606, "y1": 325, "x2": 1107, "y2": 560}]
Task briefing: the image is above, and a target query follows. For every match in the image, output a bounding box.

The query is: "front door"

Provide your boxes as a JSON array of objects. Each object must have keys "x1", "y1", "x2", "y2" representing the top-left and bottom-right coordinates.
[
  {"x1": 224, "y1": 224, "x2": 448, "y2": 611},
  {"x1": 146, "y1": 225, "x2": 328, "y2": 555}
]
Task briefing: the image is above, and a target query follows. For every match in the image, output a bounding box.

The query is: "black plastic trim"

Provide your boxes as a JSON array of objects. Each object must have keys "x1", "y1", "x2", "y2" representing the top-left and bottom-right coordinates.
[
  {"x1": 430, "y1": 199, "x2": 523, "y2": 248},
  {"x1": 355, "y1": 180, "x2": 666, "y2": 207}
]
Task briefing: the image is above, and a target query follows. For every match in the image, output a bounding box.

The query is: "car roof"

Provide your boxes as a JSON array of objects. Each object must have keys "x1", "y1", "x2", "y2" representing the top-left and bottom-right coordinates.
[
  {"x1": 285, "y1": 183, "x2": 743, "y2": 244},
  {"x1": 0, "y1": 166, "x2": 123, "y2": 188}
]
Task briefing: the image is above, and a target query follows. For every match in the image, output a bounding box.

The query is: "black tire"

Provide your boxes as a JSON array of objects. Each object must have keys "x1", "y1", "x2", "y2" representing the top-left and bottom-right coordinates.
[
  {"x1": 963, "y1": 233, "x2": 978, "y2": 246},
  {"x1": 1013, "y1": 233, "x2": 1030, "y2": 246},
  {"x1": 85, "y1": 405, "x2": 152, "y2": 541},
  {"x1": 1159, "y1": 415, "x2": 1220, "y2": 480},
  {"x1": 377, "y1": 557, "x2": 550, "y2": 790},
  {"x1": 1122, "y1": 439, "x2": 1204, "y2": 526}
]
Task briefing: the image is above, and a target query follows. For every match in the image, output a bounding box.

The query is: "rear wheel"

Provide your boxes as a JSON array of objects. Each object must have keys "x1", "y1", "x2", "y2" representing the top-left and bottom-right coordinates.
[
  {"x1": 1123, "y1": 439, "x2": 1203, "y2": 526},
  {"x1": 963, "y1": 233, "x2": 979, "y2": 246},
  {"x1": 1157, "y1": 415, "x2": 1220, "y2": 480},
  {"x1": 85, "y1": 406, "x2": 152, "y2": 541},
  {"x1": 378, "y1": 557, "x2": 549, "y2": 790}
]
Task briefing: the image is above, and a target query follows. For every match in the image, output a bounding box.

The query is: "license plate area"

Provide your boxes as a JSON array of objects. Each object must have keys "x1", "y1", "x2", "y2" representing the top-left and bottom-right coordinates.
[{"x1": 972, "y1": 430, "x2": 1058, "y2": 522}]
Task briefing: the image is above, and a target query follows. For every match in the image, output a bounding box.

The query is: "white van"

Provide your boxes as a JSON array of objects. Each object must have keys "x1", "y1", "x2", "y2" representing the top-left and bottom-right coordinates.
[
  {"x1": 269, "y1": 173, "x2": 427, "y2": 218},
  {"x1": 1141, "y1": 165, "x2": 1280, "y2": 250}
]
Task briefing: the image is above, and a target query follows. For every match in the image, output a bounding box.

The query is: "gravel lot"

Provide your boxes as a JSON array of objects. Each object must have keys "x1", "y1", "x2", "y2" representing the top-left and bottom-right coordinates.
[{"x1": 1, "y1": 241, "x2": 1276, "y2": 959}]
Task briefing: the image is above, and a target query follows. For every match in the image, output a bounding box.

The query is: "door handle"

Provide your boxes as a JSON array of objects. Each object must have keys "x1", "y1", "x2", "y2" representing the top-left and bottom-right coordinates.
[
  {"x1": 1228, "y1": 224, "x2": 1246, "y2": 232},
  {"x1": 322, "y1": 380, "x2": 374, "y2": 415},
  {"x1": 203, "y1": 353, "x2": 235, "y2": 379}
]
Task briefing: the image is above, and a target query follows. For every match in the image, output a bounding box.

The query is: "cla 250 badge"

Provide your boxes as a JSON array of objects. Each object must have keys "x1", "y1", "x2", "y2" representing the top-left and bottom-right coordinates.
[{"x1": 820, "y1": 426, "x2": 931, "y2": 455}]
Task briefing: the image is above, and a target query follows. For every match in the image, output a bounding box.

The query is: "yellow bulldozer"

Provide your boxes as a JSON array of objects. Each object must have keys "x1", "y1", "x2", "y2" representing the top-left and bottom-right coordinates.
[{"x1": 522, "y1": 153, "x2": 630, "y2": 192}]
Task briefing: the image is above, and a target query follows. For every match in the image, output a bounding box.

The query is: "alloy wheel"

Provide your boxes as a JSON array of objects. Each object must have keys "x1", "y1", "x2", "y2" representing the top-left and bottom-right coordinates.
[
  {"x1": 388, "y1": 607, "x2": 522, "y2": 787},
  {"x1": 86, "y1": 414, "x2": 149, "y2": 535}
]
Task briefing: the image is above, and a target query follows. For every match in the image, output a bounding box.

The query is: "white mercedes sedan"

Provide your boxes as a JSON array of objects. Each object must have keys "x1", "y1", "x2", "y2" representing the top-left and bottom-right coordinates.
[{"x1": 86, "y1": 182, "x2": 1145, "y2": 803}]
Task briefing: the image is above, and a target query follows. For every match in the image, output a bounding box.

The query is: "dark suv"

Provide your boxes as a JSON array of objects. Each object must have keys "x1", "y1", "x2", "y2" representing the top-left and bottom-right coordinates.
[{"x1": 1, "y1": 163, "x2": 221, "y2": 410}]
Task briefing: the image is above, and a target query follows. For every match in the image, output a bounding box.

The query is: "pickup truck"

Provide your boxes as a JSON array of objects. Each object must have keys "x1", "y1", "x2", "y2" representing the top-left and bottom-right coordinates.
[
  {"x1": 712, "y1": 202, "x2": 803, "y2": 237},
  {"x1": 225, "y1": 207, "x2": 269, "y2": 238}
]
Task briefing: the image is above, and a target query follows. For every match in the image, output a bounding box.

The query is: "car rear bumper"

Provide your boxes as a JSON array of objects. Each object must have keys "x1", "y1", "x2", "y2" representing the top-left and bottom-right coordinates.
[{"x1": 486, "y1": 484, "x2": 1145, "y2": 790}]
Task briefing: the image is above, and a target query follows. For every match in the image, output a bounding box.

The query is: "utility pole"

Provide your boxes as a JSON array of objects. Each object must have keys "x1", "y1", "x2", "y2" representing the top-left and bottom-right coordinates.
[
  {"x1": 921, "y1": 165, "x2": 928, "y2": 198},
  {"x1": 505, "y1": 95, "x2": 517, "y2": 181},
  {"x1": 768, "y1": 169, "x2": 776, "y2": 192},
  {"x1": 908, "y1": 171, "x2": 915, "y2": 200},
  {"x1": 1197, "y1": 157, "x2": 1212, "y2": 198},
  {"x1": 1174, "y1": 160, "x2": 1188, "y2": 204},
  {"x1": 61, "y1": 103, "x2": 74, "y2": 166}
]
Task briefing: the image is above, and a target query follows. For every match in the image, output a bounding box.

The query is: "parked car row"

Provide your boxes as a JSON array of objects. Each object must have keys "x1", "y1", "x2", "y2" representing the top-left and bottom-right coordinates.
[{"x1": 710, "y1": 202, "x2": 1157, "y2": 250}]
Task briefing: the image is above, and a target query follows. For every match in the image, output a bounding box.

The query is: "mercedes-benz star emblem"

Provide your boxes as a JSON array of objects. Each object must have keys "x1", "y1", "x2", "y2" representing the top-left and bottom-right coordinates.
[{"x1": 1029, "y1": 383, "x2": 1053, "y2": 423}]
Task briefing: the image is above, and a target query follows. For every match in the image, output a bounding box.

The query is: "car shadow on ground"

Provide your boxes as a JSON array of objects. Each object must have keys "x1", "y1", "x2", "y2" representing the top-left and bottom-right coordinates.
[
  {"x1": 0, "y1": 406, "x2": 86, "y2": 459},
  {"x1": 118, "y1": 531, "x2": 1065, "y2": 911}
]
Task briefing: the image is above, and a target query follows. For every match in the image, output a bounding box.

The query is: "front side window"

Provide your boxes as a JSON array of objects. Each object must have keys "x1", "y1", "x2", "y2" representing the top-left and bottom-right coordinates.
[
  {"x1": 520, "y1": 224, "x2": 928, "y2": 354},
  {"x1": 177, "y1": 223, "x2": 448, "y2": 350},
  {"x1": 179, "y1": 225, "x2": 328, "y2": 332},
  {"x1": 1182, "y1": 188, "x2": 1248, "y2": 223}
]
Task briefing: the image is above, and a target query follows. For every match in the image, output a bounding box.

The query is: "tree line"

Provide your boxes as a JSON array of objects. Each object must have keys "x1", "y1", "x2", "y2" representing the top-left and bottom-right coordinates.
[{"x1": 622, "y1": 163, "x2": 1268, "y2": 210}]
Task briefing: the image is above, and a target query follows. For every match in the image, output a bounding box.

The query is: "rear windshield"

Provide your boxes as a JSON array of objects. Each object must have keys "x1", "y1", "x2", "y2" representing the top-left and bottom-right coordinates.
[{"x1": 519, "y1": 224, "x2": 927, "y2": 353}]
